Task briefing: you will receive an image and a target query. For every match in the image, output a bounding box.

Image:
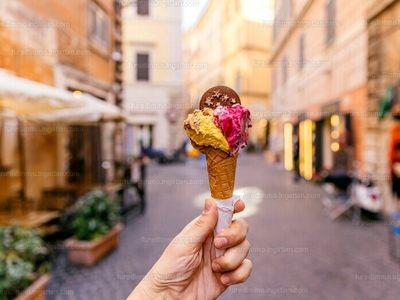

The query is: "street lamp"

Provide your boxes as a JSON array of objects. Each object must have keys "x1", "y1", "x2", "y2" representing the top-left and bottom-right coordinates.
[{"x1": 165, "y1": 108, "x2": 179, "y2": 124}]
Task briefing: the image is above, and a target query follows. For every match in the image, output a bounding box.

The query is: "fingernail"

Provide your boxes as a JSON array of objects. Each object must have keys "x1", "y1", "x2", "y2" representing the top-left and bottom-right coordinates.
[
  {"x1": 203, "y1": 199, "x2": 212, "y2": 213},
  {"x1": 221, "y1": 275, "x2": 230, "y2": 286},
  {"x1": 212, "y1": 262, "x2": 221, "y2": 272},
  {"x1": 214, "y1": 237, "x2": 228, "y2": 248}
]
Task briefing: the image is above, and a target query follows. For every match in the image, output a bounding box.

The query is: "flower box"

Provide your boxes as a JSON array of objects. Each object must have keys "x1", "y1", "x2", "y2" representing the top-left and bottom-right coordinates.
[{"x1": 64, "y1": 223, "x2": 123, "y2": 266}]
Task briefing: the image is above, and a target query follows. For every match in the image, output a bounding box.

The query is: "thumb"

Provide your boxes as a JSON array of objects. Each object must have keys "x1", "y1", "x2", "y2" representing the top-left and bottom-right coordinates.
[{"x1": 178, "y1": 198, "x2": 218, "y2": 249}]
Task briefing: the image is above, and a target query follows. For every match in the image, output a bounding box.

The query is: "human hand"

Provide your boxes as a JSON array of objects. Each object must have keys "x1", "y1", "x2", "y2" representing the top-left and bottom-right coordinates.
[{"x1": 128, "y1": 198, "x2": 252, "y2": 300}]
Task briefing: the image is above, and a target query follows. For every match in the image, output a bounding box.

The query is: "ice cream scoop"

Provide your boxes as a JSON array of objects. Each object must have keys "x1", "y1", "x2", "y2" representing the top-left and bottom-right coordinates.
[
  {"x1": 184, "y1": 108, "x2": 230, "y2": 153},
  {"x1": 214, "y1": 104, "x2": 251, "y2": 156}
]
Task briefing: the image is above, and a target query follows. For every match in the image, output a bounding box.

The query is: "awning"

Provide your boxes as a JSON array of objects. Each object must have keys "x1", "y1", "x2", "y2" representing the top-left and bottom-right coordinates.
[
  {"x1": 23, "y1": 94, "x2": 123, "y2": 124},
  {"x1": 0, "y1": 70, "x2": 83, "y2": 114},
  {"x1": 0, "y1": 69, "x2": 123, "y2": 124}
]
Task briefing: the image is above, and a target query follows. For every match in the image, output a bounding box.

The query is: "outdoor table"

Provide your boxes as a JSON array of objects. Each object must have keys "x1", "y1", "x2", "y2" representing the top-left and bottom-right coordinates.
[
  {"x1": 0, "y1": 210, "x2": 60, "y2": 228},
  {"x1": 44, "y1": 183, "x2": 122, "y2": 194}
]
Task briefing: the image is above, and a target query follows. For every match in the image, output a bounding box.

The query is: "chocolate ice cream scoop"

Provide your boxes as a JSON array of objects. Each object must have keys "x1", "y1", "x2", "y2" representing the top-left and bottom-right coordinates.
[{"x1": 199, "y1": 86, "x2": 241, "y2": 110}]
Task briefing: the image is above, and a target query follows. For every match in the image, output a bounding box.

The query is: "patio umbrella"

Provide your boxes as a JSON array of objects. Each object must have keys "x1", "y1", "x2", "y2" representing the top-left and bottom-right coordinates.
[
  {"x1": 22, "y1": 93, "x2": 123, "y2": 124},
  {"x1": 0, "y1": 70, "x2": 122, "y2": 201},
  {"x1": 0, "y1": 70, "x2": 86, "y2": 202},
  {"x1": 0, "y1": 70, "x2": 83, "y2": 114}
]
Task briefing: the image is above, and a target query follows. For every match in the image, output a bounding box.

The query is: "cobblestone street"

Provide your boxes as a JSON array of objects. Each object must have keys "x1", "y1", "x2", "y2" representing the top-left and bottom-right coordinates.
[{"x1": 48, "y1": 154, "x2": 400, "y2": 300}]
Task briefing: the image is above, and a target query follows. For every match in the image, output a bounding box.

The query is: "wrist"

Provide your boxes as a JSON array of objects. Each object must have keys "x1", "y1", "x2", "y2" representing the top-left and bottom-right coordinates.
[
  {"x1": 127, "y1": 281, "x2": 157, "y2": 300},
  {"x1": 127, "y1": 276, "x2": 172, "y2": 300}
]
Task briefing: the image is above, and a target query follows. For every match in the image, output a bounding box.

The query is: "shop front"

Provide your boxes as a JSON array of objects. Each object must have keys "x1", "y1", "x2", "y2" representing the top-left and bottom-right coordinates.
[
  {"x1": 282, "y1": 102, "x2": 354, "y2": 181},
  {"x1": 367, "y1": 0, "x2": 400, "y2": 212},
  {"x1": 0, "y1": 71, "x2": 123, "y2": 229}
]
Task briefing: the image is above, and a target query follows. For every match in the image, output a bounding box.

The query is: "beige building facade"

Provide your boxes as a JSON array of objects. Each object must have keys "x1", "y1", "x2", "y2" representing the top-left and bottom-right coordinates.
[
  {"x1": 271, "y1": 0, "x2": 375, "y2": 179},
  {"x1": 366, "y1": 0, "x2": 400, "y2": 211},
  {"x1": 0, "y1": 0, "x2": 122, "y2": 204},
  {"x1": 184, "y1": 0, "x2": 273, "y2": 147},
  {"x1": 122, "y1": 1, "x2": 184, "y2": 155}
]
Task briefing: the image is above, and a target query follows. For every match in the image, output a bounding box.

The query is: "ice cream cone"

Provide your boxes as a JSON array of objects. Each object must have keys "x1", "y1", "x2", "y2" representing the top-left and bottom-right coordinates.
[
  {"x1": 196, "y1": 145, "x2": 237, "y2": 199},
  {"x1": 184, "y1": 85, "x2": 250, "y2": 257}
]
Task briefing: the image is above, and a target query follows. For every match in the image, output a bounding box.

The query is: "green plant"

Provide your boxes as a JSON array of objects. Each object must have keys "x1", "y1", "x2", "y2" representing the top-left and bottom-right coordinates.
[
  {"x1": 72, "y1": 190, "x2": 120, "y2": 241},
  {"x1": 0, "y1": 226, "x2": 50, "y2": 300},
  {"x1": 245, "y1": 141, "x2": 256, "y2": 153}
]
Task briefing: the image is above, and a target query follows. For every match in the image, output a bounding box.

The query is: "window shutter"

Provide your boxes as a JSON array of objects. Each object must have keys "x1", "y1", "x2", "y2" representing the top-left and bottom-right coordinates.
[
  {"x1": 137, "y1": 53, "x2": 149, "y2": 81},
  {"x1": 138, "y1": 0, "x2": 149, "y2": 15}
]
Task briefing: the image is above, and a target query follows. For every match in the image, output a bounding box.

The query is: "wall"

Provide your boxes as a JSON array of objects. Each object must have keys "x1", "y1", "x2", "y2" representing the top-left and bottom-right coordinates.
[{"x1": 0, "y1": 0, "x2": 117, "y2": 201}]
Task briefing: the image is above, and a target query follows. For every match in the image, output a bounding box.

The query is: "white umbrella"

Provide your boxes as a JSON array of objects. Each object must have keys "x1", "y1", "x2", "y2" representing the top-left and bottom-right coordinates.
[
  {"x1": 0, "y1": 70, "x2": 83, "y2": 114},
  {"x1": 0, "y1": 70, "x2": 123, "y2": 202},
  {"x1": 22, "y1": 93, "x2": 123, "y2": 124}
]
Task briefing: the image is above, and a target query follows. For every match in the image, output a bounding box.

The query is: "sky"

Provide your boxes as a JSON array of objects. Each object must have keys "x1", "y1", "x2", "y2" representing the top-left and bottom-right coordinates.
[
  {"x1": 181, "y1": 0, "x2": 274, "y2": 32},
  {"x1": 181, "y1": 0, "x2": 209, "y2": 31}
]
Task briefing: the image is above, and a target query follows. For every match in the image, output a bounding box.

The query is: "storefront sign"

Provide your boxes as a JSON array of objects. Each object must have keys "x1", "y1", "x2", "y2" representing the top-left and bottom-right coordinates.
[{"x1": 322, "y1": 101, "x2": 340, "y2": 115}]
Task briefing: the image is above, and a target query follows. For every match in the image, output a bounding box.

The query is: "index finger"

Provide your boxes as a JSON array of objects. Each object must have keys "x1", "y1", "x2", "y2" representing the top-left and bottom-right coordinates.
[{"x1": 234, "y1": 199, "x2": 245, "y2": 214}]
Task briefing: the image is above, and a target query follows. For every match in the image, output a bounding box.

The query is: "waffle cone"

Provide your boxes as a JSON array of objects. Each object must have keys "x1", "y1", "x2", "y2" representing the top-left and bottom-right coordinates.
[{"x1": 196, "y1": 145, "x2": 237, "y2": 199}]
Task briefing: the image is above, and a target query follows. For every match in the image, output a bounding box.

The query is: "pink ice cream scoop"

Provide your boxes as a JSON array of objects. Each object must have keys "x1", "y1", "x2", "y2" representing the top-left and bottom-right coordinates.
[{"x1": 213, "y1": 104, "x2": 252, "y2": 156}]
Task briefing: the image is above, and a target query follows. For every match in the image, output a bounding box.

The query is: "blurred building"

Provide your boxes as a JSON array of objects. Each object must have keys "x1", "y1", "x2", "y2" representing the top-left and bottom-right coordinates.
[
  {"x1": 271, "y1": 0, "x2": 374, "y2": 179},
  {"x1": 122, "y1": 1, "x2": 184, "y2": 155},
  {"x1": 366, "y1": 0, "x2": 400, "y2": 210},
  {"x1": 0, "y1": 0, "x2": 122, "y2": 203},
  {"x1": 184, "y1": 0, "x2": 273, "y2": 147}
]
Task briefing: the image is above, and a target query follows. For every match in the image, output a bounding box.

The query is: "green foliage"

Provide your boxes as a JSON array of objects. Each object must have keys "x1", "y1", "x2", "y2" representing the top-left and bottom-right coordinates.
[
  {"x1": 0, "y1": 226, "x2": 49, "y2": 300},
  {"x1": 246, "y1": 141, "x2": 256, "y2": 153},
  {"x1": 72, "y1": 190, "x2": 120, "y2": 241}
]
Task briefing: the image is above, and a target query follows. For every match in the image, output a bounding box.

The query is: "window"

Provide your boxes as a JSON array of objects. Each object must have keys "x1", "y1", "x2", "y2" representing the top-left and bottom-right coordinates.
[
  {"x1": 326, "y1": 0, "x2": 336, "y2": 46},
  {"x1": 235, "y1": 74, "x2": 241, "y2": 93},
  {"x1": 235, "y1": 0, "x2": 240, "y2": 11},
  {"x1": 274, "y1": 0, "x2": 291, "y2": 41},
  {"x1": 89, "y1": 2, "x2": 109, "y2": 47},
  {"x1": 282, "y1": 56, "x2": 288, "y2": 84},
  {"x1": 137, "y1": 0, "x2": 149, "y2": 15},
  {"x1": 299, "y1": 35, "x2": 304, "y2": 70},
  {"x1": 289, "y1": 0, "x2": 294, "y2": 16},
  {"x1": 272, "y1": 68, "x2": 277, "y2": 91},
  {"x1": 136, "y1": 53, "x2": 149, "y2": 81},
  {"x1": 282, "y1": 0, "x2": 290, "y2": 21}
]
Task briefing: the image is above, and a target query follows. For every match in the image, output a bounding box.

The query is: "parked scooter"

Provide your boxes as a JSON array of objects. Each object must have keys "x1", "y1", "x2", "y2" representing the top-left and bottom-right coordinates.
[
  {"x1": 321, "y1": 170, "x2": 384, "y2": 220},
  {"x1": 352, "y1": 175, "x2": 384, "y2": 213}
]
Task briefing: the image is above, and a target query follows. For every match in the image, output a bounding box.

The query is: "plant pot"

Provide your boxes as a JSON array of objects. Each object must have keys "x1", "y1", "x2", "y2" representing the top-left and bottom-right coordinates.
[
  {"x1": 14, "y1": 274, "x2": 51, "y2": 300},
  {"x1": 64, "y1": 223, "x2": 123, "y2": 266}
]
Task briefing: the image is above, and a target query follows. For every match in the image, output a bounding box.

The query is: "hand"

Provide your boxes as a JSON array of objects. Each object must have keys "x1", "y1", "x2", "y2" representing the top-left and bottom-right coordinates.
[{"x1": 128, "y1": 198, "x2": 252, "y2": 300}]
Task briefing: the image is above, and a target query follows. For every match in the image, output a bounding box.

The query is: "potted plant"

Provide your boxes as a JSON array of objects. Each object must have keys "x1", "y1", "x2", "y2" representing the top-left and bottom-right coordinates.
[
  {"x1": 245, "y1": 141, "x2": 256, "y2": 153},
  {"x1": 0, "y1": 226, "x2": 51, "y2": 300},
  {"x1": 64, "y1": 190, "x2": 123, "y2": 266}
]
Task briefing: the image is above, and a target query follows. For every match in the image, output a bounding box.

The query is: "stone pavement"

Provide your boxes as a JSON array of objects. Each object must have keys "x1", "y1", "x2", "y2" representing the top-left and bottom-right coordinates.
[{"x1": 47, "y1": 154, "x2": 400, "y2": 300}]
